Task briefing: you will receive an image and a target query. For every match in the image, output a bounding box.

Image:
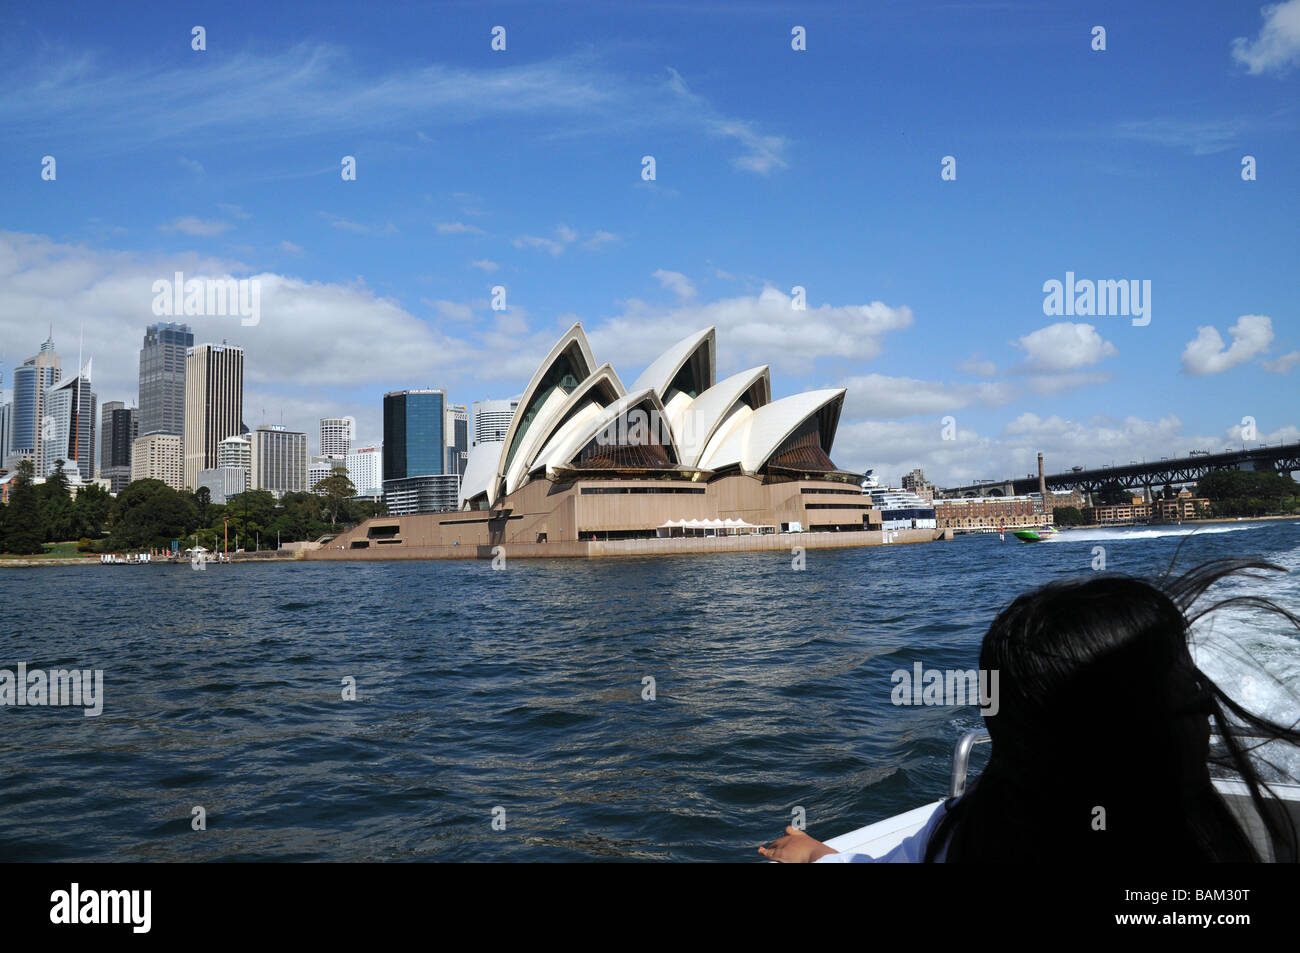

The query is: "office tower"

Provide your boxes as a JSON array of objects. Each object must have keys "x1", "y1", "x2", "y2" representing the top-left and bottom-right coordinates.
[
  {"x1": 138, "y1": 323, "x2": 193, "y2": 437},
  {"x1": 217, "y1": 434, "x2": 252, "y2": 489},
  {"x1": 197, "y1": 466, "x2": 246, "y2": 504},
  {"x1": 308, "y1": 457, "x2": 334, "y2": 494},
  {"x1": 320, "y1": 416, "x2": 354, "y2": 460},
  {"x1": 383, "y1": 389, "x2": 444, "y2": 480},
  {"x1": 445, "y1": 403, "x2": 468, "y2": 476},
  {"x1": 8, "y1": 332, "x2": 60, "y2": 470},
  {"x1": 0, "y1": 401, "x2": 10, "y2": 470},
  {"x1": 99, "y1": 401, "x2": 137, "y2": 493},
  {"x1": 471, "y1": 397, "x2": 519, "y2": 446},
  {"x1": 183, "y1": 343, "x2": 243, "y2": 490},
  {"x1": 132, "y1": 432, "x2": 184, "y2": 490},
  {"x1": 250, "y1": 425, "x2": 307, "y2": 497},
  {"x1": 42, "y1": 361, "x2": 97, "y2": 481},
  {"x1": 345, "y1": 445, "x2": 383, "y2": 497},
  {"x1": 383, "y1": 389, "x2": 457, "y2": 514}
]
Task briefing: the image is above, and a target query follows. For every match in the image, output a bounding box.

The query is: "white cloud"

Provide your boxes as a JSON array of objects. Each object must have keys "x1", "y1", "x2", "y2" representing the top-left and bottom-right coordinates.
[
  {"x1": 1181, "y1": 315, "x2": 1274, "y2": 375},
  {"x1": 319, "y1": 213, "x2": 397, "y2": 236},
  {"x1": 1261, "y1": 349, "x2": 1300, "y2": 374},
  {"x1": 589, "y1": 286, "x2": 913, "y2": 377},
  {"x1": 469, "y1": 259, "x2": 500, "y2": 272},
  {"x1": 1015, "y1": 322, "x2": 1117, "y2": 372},
  {"x1": 436, "y1": 222, "x2": 484, "y2": 235},
  {"x1": 278, "y1": 241, "x2": 303, "y2": 255},
  {"x1": 664, "y1": 67, "x2": 789, "y2": 174},
  {"x1": 652, "y1": 269, "x2": 697, "y2": 301},
  {"x1": 160, "y1": 216, "x2": 232, "y2": 237},
  {"x1": 0, "y1": 230, "x2": 476, "y2": 443},
  {"x1": 958, "y1": 357, "x2": 998, "y2": 378},
  {"x1": 513, "y1": 224, "x2": 613, "y2": 256},
  {"x1": 839, "y1": 373, "x2": 1015, "y2": 419},
  {"x1": 424, "y1": 298, "x2": 474, "y2": 321},
  {"x1": 178, "y1": 157, "x2": 205, "y2": 175},
  {"x1": 1232, "y1": 0, "x2": 1300, "y2": 75}
]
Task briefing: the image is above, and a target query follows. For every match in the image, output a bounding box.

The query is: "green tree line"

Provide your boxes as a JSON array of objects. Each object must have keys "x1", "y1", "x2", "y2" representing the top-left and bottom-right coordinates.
[
  {"x1": 0, "y1": 459, "x2": 385, "y2": 554},
  {"x1": 1194, "y1": 469, "x2": 1300, "y2": 517}
]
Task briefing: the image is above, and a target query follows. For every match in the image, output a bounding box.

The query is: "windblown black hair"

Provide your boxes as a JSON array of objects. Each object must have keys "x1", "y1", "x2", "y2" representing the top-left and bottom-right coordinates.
[{"x1": 924, "y1": 557, "x2": 1300, "y2": 862}]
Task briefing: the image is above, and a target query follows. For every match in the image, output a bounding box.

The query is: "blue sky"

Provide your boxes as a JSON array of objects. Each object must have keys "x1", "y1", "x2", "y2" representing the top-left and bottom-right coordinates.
[{"x1": 1, "y1": 0, "x2": 1297, "y2": 484}]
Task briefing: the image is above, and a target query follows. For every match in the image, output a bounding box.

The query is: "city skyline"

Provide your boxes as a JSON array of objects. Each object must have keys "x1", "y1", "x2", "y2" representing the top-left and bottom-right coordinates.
[{"x1": 1, "y1": 1, "x2": 1297, "y2": 487}]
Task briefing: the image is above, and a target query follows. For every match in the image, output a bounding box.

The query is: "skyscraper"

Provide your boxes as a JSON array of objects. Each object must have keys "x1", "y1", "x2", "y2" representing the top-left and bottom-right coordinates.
[
  {"x1": 183, "y1": 343, "x2": 244, "y2": 490},
  {"x1": 99, "y1": 400, "x2": 137, "y2": 492},
  {"x1": 132, "y1": 432, "x2": 184, "y2": 490},
  {"x1": 138, "y1": 323, "x2": 193, "y2": 437},
  {"x1": 41, "y1": 360, "x2": 96, "y2": 482},
  {"x1": 345, "y1": 445, "x2": 383, "y2": 497},
  {"x1": 383, "y1": 389, "x2": 457, "y2": 514},
  {"x1": 445, "y1": 404, "x2": 468, "y2": 476},
  {"x1": 8, "y1": 332, "x2": 60, "y2": 471},
  {"x1": 250, "y1": 425, "x2": 308, "y2": 497},
  {"x1": 319, "y1": 416, "x2": 354, "y2": 460},
  {"x1": 471, "y1": 398, "x2": 519, "y2": 446},
  {"x1": 383, "y1": 389, "x2": 444, "y2": 480}
]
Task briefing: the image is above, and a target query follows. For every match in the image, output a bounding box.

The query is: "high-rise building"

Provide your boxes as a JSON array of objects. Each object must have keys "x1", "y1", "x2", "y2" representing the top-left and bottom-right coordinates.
[
  {"x1": 471, "y1": 397, "x2": 519, "y2": 446},
  {"x1": 445, "y1": 404, "x2": 468, "y2": 476},
  {"x1": 8, "y1": 332, "x2": 60, "y2": 470},
  {"x1": 138, "y1": 323, "x2": 193, "y2": 437},
  {"x1": 250, "y1": 425, "x2": 307, "y2": 497},
  {"x1": 198, "y1": 466, "x2": 246, "y2": 504},
  {"x1": 99, "y1": 400, "x2": 137, "y2": 493},
  {"x1": 320, "y1": 416, "x2": 354, "y2": 460},
  {"x1": 217, "y1": 434, "x2": 252, "y2": 490},
  {"x1": 0, "y1": 400, "x2": 10, "y2": 470},
  {"x1": 132, "y1": 432, "x2": 184, "y2": 490},
  {"x1": 183, "y1": 343, "x2": 244, "y2": 490},
  {"x1": 382, "y1": 474, "x2": 461, "y2": 515},
  {"x1": 383, "y1": 389, "x2": 451, "y2": 514},
  {"x1": 345, "y1": 445, "x2": 383, "y2": 497},
  {"x1": 41, "y1": 361, "x2": 97, "y2": 482},
  {"x1": 383, "y1": 389, "x2": 444, "y2": 480},
  {"x1": 308, "y1": 456, "x2": 337, "y2": 494}
]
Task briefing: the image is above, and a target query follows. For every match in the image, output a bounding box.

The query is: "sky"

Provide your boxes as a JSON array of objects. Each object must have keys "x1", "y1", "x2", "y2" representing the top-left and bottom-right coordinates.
[{"x1": 1, "y1": 0, "x2": 1297, "y2": 486}]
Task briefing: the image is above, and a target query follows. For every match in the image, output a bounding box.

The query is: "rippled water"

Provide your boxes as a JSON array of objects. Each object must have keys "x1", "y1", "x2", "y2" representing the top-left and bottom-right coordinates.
[{"x1": 2, "y1": 521, "x2": 1298, "y2": 861}]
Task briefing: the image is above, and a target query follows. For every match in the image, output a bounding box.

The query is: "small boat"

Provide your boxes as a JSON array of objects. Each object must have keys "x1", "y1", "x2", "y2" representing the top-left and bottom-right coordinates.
[{"x1": 1013, "y1": 527, "x2": 1058, "y2": 543}]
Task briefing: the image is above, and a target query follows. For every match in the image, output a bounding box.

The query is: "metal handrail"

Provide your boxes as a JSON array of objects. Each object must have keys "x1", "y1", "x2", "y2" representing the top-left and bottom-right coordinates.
[{"x1": 950, "y1": 730, "x2": 991, "y2": 797}]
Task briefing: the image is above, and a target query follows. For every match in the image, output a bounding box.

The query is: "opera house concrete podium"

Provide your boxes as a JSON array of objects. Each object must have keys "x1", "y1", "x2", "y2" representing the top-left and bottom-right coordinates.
[{"x1": 313, "y1": 324, "x2": 949, "y2": 560}]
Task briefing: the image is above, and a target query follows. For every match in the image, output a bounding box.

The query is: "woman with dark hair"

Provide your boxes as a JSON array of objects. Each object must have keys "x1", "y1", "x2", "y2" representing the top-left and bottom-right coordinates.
[{"x1": 760, "y1": 558, "x2": 1300, "y2": 863}]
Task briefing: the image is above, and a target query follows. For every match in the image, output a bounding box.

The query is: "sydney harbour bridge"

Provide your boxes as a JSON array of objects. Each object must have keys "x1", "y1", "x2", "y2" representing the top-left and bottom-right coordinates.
[{"x1": 939, "y1": 441, "x2": 1300, "y2": 500}]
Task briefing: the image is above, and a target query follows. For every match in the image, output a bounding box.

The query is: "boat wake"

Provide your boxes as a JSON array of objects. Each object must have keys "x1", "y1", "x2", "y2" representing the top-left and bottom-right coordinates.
[{"x1": 1056, "y1": 524, "x2": 1257, "y2": 543}]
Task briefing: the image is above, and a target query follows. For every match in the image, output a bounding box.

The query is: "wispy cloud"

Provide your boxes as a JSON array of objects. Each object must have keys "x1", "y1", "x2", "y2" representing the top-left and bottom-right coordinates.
[
  {"x1": 160, "y1": 216, "x2": 232, "y2": 237},
  {"x1": 665, "y1": 67, "x2": 790, "y2": 173},
  {"x1": 1232, "y1": 0, "x2": 1300, "y2": 75}
]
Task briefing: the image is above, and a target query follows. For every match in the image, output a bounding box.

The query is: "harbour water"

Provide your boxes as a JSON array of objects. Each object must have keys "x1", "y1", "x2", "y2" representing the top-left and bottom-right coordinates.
[{"x1": 2, "y1": 521, "x2": 1298, "y2": 862}]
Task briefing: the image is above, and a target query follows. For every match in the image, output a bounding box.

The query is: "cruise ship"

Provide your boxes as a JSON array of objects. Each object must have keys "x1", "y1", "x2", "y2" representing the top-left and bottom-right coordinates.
[{"x1": 861, "y1": 472, "x2": 937, "y2": 531}]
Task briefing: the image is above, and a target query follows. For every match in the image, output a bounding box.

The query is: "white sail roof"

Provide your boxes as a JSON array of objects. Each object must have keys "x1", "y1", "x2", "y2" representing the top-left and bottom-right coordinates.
[
  {"x1": 673, "y1": 365, "x2": 771, "y2": 467},
  {"x1": 630, "y1": 327, "x2": 715, "y2": 400},
  {"x1": 490, "y1": 323, "x2": 595, "y2": 505}
]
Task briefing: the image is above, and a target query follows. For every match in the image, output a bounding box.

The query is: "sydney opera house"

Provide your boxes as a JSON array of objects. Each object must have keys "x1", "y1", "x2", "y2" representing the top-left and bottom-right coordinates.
[{"x1": 318, "y1": 324, "x2": 949, "y2": 559}]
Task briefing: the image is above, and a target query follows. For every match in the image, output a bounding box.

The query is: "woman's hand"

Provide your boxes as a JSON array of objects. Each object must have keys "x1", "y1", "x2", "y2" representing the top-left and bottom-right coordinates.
[{"x1": 759, "y1": 826, "x2": 839, "y2": 863}]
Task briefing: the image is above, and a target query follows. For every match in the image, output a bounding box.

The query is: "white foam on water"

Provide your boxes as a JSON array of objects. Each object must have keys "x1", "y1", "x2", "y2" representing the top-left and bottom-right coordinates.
[{"x1": 1057, "y1": 523, "x2": 1258, "y2": 543}]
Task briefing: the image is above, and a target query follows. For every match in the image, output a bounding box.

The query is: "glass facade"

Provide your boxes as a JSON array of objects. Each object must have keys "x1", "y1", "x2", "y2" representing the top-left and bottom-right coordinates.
[{"x1": 383, "y1": 390, "x2": 444, "y2": 480}]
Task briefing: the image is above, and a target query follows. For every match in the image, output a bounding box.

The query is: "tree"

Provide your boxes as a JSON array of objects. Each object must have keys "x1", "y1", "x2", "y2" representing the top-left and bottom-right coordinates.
[
  {"x1": 73, "y1": 483, "x2": 111, "y2": 539},
  {"x1": 1052, "y1": 505, "x2": 1086, "y2": 526},
  {"x1": 2, "y1": 460, "x2": 45, "y2": 554},
  {"x1": 108, "y1": 479, "x2": 200, "y2": 549},
  {"x1": 315, "y1": 468, "x2": 357, "y2": 527},
  {"x1": 39, "y1": 459, "x2": 78, "y2": 541}
]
